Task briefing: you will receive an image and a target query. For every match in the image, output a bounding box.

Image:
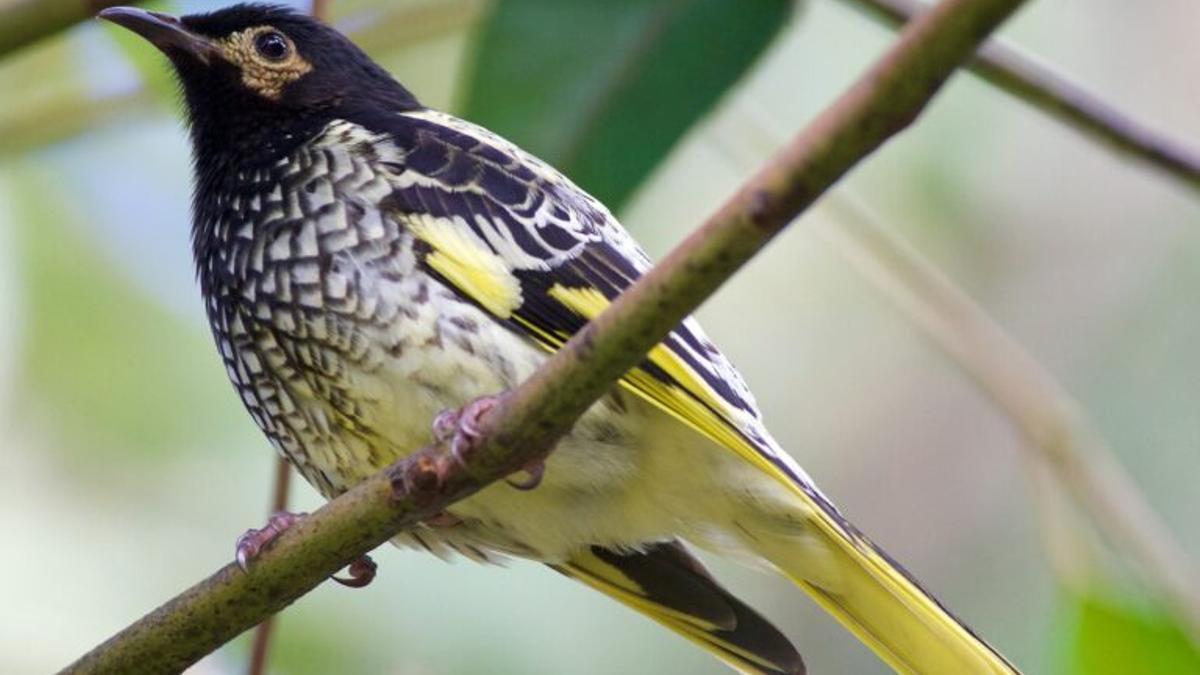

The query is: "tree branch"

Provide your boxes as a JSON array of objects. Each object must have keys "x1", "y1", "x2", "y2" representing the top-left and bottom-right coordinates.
[
  {"x1": 60, "y1": 0, "x2": 1031, "y2": 672},
  {"x1": 0, "y1": 0, "x2": 141, "y2": 57},
  {"x1": 839, "y1": 0, "x2": 1200, "y2": 193}
]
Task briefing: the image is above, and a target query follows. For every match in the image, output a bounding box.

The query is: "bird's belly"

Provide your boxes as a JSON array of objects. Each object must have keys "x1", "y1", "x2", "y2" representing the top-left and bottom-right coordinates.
[{"x1": 293, "y1": 272, "x2": 728, "y2": 561}]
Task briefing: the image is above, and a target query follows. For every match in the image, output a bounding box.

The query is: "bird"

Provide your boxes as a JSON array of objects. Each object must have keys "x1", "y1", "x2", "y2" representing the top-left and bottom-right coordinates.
[{"x1": 100, "y1": 4, "x2": 1018, "y2": 674}]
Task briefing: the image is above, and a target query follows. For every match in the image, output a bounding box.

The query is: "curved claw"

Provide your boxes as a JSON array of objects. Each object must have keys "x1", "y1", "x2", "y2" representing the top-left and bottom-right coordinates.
[
  {"x1": 235, "y1": 511, "x2": 304, "y2": 572},
  {"x1": 431, "y1": 408, "x2": 460, "y2": 444},
  {"x1": 235, "y1": 536, "x2": 258, "y2": 572},
  {"x1": 505, "y1": 460, "x2": 546, "y2": 491},
  {"x1": 332, "y1": 554, "x2": 378, "y2": 588},
  {"x1": 436, "y1": 395, "x2": 502, "y2": 466}
]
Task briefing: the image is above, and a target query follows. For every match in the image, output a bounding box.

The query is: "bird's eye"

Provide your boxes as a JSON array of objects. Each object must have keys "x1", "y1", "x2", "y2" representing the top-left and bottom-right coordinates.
[{"x1": 254, "y1": 31, "x2": 290, "y2": 61}]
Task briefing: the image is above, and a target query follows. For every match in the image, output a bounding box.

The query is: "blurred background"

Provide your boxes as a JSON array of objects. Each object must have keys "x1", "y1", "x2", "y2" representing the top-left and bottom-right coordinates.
[{"x1": 1, "y1": 0, "x2": 1198, "y2": 673}]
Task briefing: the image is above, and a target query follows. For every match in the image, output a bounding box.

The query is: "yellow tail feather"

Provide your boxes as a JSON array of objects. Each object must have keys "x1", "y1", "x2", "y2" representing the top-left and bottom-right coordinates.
[{"x1": 747, "y1": 504, "x2": 1020, "y2": 675}]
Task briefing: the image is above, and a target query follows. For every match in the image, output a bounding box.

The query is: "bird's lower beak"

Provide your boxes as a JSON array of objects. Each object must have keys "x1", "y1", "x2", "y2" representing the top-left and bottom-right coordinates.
[{"x1": 99, "y1": 7, "x2": 219, "y2": 64}]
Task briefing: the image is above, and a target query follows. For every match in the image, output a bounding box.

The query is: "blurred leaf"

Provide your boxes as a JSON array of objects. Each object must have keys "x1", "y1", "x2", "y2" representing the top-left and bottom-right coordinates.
[
  {"x1": 1056, "y1": 590, "x2": 1200, "y2": 675},
  {"x1": 0, "y1": 18, "x2": 87, "y2": 154},
  {"x1": 8, "y1": 164, "x2": 243, "y2": 459},
  {"x1": 462, "y1": 0, "x2": 792, "y2": 209}
]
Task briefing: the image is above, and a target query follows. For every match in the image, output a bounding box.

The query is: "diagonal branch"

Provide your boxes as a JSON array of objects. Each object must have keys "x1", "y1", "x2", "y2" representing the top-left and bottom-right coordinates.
[
  {"x1": 839, "y1": 0, "x2": 1200, "y2": 193},
  {"x1": 59, "y1": 0, "x2": 1031, "y2": 672},
  {"x1": 0, "y1": 0, "x2": 142, "y2": 57}
]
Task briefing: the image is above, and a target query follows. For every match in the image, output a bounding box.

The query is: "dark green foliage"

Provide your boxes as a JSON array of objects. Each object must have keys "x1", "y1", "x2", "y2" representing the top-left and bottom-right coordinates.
[
  {"x1": 463, "y1": 0, "x2": 792, "y2": 209},
  {"x1": 1056, "y1": 591, "x2": 1200, "y2": 675}
]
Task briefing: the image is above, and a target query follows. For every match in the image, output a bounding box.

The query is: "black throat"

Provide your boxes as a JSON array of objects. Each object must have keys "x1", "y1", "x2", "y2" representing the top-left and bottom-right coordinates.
[
  {"x1": 186, "y1": 93, "x2": 333, "y2": 277},
  {"x1": 178, "y1": 41, "x2": 422, "y2": 285}
]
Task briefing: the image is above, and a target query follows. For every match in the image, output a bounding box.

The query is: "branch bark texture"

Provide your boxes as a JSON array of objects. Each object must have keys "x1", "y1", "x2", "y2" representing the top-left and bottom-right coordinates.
[
  {"x1": 61, "y1": 0, "x2": 1030, "y2": 672},
  {"x1": 841, "y1": 0, "x2": 1200, "y2": 192},
  {"x1": 0, "y1": 0, "x2": 141, "y2": 56}
]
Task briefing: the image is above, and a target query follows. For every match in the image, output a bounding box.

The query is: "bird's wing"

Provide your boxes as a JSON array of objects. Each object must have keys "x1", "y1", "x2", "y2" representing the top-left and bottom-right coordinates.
[
  {"x1": 549, "y1": 542, "x2": 804, "y2": 675},
  {"x1": 364, "y1": 110, "x2": 1018, "y2": 674},
  {"x1": 372, "y1": 109, "x2": 815, "y2": 493}
]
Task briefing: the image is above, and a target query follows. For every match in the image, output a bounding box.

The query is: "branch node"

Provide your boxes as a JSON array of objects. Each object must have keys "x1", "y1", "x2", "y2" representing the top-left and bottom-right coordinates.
[
  {"x1": 748, "y1": 189, "x2": 778, "y2": 228},
  {"x1": 390, "y1": 453, "x2": 447, "y2": 504}
]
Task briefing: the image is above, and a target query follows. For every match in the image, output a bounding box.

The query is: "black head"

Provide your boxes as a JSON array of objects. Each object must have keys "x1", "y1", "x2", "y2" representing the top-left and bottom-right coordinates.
[{"x1": 100, "y1": 4, "x2": 421, "y2": 165}]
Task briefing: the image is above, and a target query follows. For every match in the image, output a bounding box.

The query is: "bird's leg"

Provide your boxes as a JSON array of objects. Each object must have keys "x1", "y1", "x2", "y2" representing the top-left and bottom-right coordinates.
[{"x1": 235, "y1": 511, "x2": 377, "y2": 588}]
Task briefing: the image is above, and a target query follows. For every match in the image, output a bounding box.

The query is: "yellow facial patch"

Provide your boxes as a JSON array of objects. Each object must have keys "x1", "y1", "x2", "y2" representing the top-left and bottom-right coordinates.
[{"x1": 218, "y1": 26, "x2": 312, "y2": 100}]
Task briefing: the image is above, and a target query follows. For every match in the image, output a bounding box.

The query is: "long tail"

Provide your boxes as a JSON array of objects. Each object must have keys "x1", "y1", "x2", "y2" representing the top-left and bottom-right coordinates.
[
  {"x1": 550, "y1": 542, "x2": 805, "y2": 675},
  {"x1": 743, "y1": 482, "x2": 1020, "y2": 675}
]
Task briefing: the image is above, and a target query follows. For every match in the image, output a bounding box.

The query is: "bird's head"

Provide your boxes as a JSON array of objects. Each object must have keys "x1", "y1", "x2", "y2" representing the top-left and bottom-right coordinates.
[{"x1": 100, "y1": 3, "x2": 419, "y2": 161}]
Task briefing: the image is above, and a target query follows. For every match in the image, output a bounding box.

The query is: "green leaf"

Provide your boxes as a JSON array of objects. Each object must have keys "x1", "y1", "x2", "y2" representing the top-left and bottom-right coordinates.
[
  {"x1": 7, "y1": 163, "x2": 246, "y2": 459},
  {"x1": 462, "y1": 0, "x2": 792, "y2": 210},
  {"x1": 1056, "y1": 590, "x2": 1200, "y2": 675}
]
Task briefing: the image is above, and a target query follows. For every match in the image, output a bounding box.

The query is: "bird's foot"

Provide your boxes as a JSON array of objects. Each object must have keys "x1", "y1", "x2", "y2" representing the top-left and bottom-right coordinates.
[
  {"x1": 431, "y1": 408, "x2": 462, "y2": 445},
  {"x1": 235, "y1": 511, "x2": 378, "y2": 588},
  {"x1": 432, "y1": 394, "x2": 503, "y2": 466},
  {"x1": 236, "y1": 511, "x2": 304, "y2": 571},
  {"x1": 432, "y1": 395, "x2": 548, "y2": 491},
  {"x1": 505, "y1": 459, "x2": 546, "y2": 491},
  {"x1": 332, "y1": 554, "x2": 378, "y2": 588}
]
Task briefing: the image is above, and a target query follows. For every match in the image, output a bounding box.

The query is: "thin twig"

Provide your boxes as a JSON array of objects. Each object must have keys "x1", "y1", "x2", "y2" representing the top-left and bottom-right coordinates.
[
  {"x1": 245, "y1": 457, "x2": 293, "y2": 675},
  {"x1": 59, "y1": 0, "x2": 1031, "y2": 671},
  {"x1": 311, "y1": 0, "x2": 330, "y2": 23},
  {"x1": 817, "y1": 196, "x2": 1200, "y2": 642},
  {"x1": 838, "y1": 0, "x2": 1200, "y2": 193},
  {"x1": 1022, "y1": 455, "x2": 1098, "y2": 592}
]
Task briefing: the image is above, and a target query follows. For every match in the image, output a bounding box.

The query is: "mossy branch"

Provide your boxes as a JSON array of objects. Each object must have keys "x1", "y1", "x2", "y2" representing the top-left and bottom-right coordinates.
[
  {"x1": 60, "y1": 0, "x2": 1030, "y2": 672},
  {"x1": 840, "y1": 0, "x2": 1200, "y2": 193}
]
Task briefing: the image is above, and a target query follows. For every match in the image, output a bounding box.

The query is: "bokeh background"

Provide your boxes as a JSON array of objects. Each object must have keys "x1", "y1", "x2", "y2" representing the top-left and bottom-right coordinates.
[{"x1": 1, "y1": 0, "x2": 1198, "y2": 673}]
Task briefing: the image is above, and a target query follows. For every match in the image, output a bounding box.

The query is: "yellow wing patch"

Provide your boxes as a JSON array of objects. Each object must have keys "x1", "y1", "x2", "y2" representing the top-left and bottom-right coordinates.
[
  {"x1": 410, "y1": 215, "x2": 523, "y2": 318},
  {"x1": 546, "y1": 284, "x2": 788, "y2": 485}
]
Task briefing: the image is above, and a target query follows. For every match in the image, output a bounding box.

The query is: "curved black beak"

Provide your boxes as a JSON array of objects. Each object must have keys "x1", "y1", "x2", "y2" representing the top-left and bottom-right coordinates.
[{"x1": 99, "y1": 7, "x2": 219, "y2": 64}]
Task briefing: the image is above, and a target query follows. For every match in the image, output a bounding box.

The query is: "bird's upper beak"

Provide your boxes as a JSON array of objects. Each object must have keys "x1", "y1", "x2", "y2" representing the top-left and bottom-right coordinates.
[{"x1": 99, "y1": 7, "x2": 220, "y2": 64}]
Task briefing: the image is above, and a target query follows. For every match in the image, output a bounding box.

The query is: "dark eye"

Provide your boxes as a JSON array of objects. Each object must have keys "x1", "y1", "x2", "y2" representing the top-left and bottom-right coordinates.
[{"x1": 254, "y1": 31, "x2": 290, "y2": 61}]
